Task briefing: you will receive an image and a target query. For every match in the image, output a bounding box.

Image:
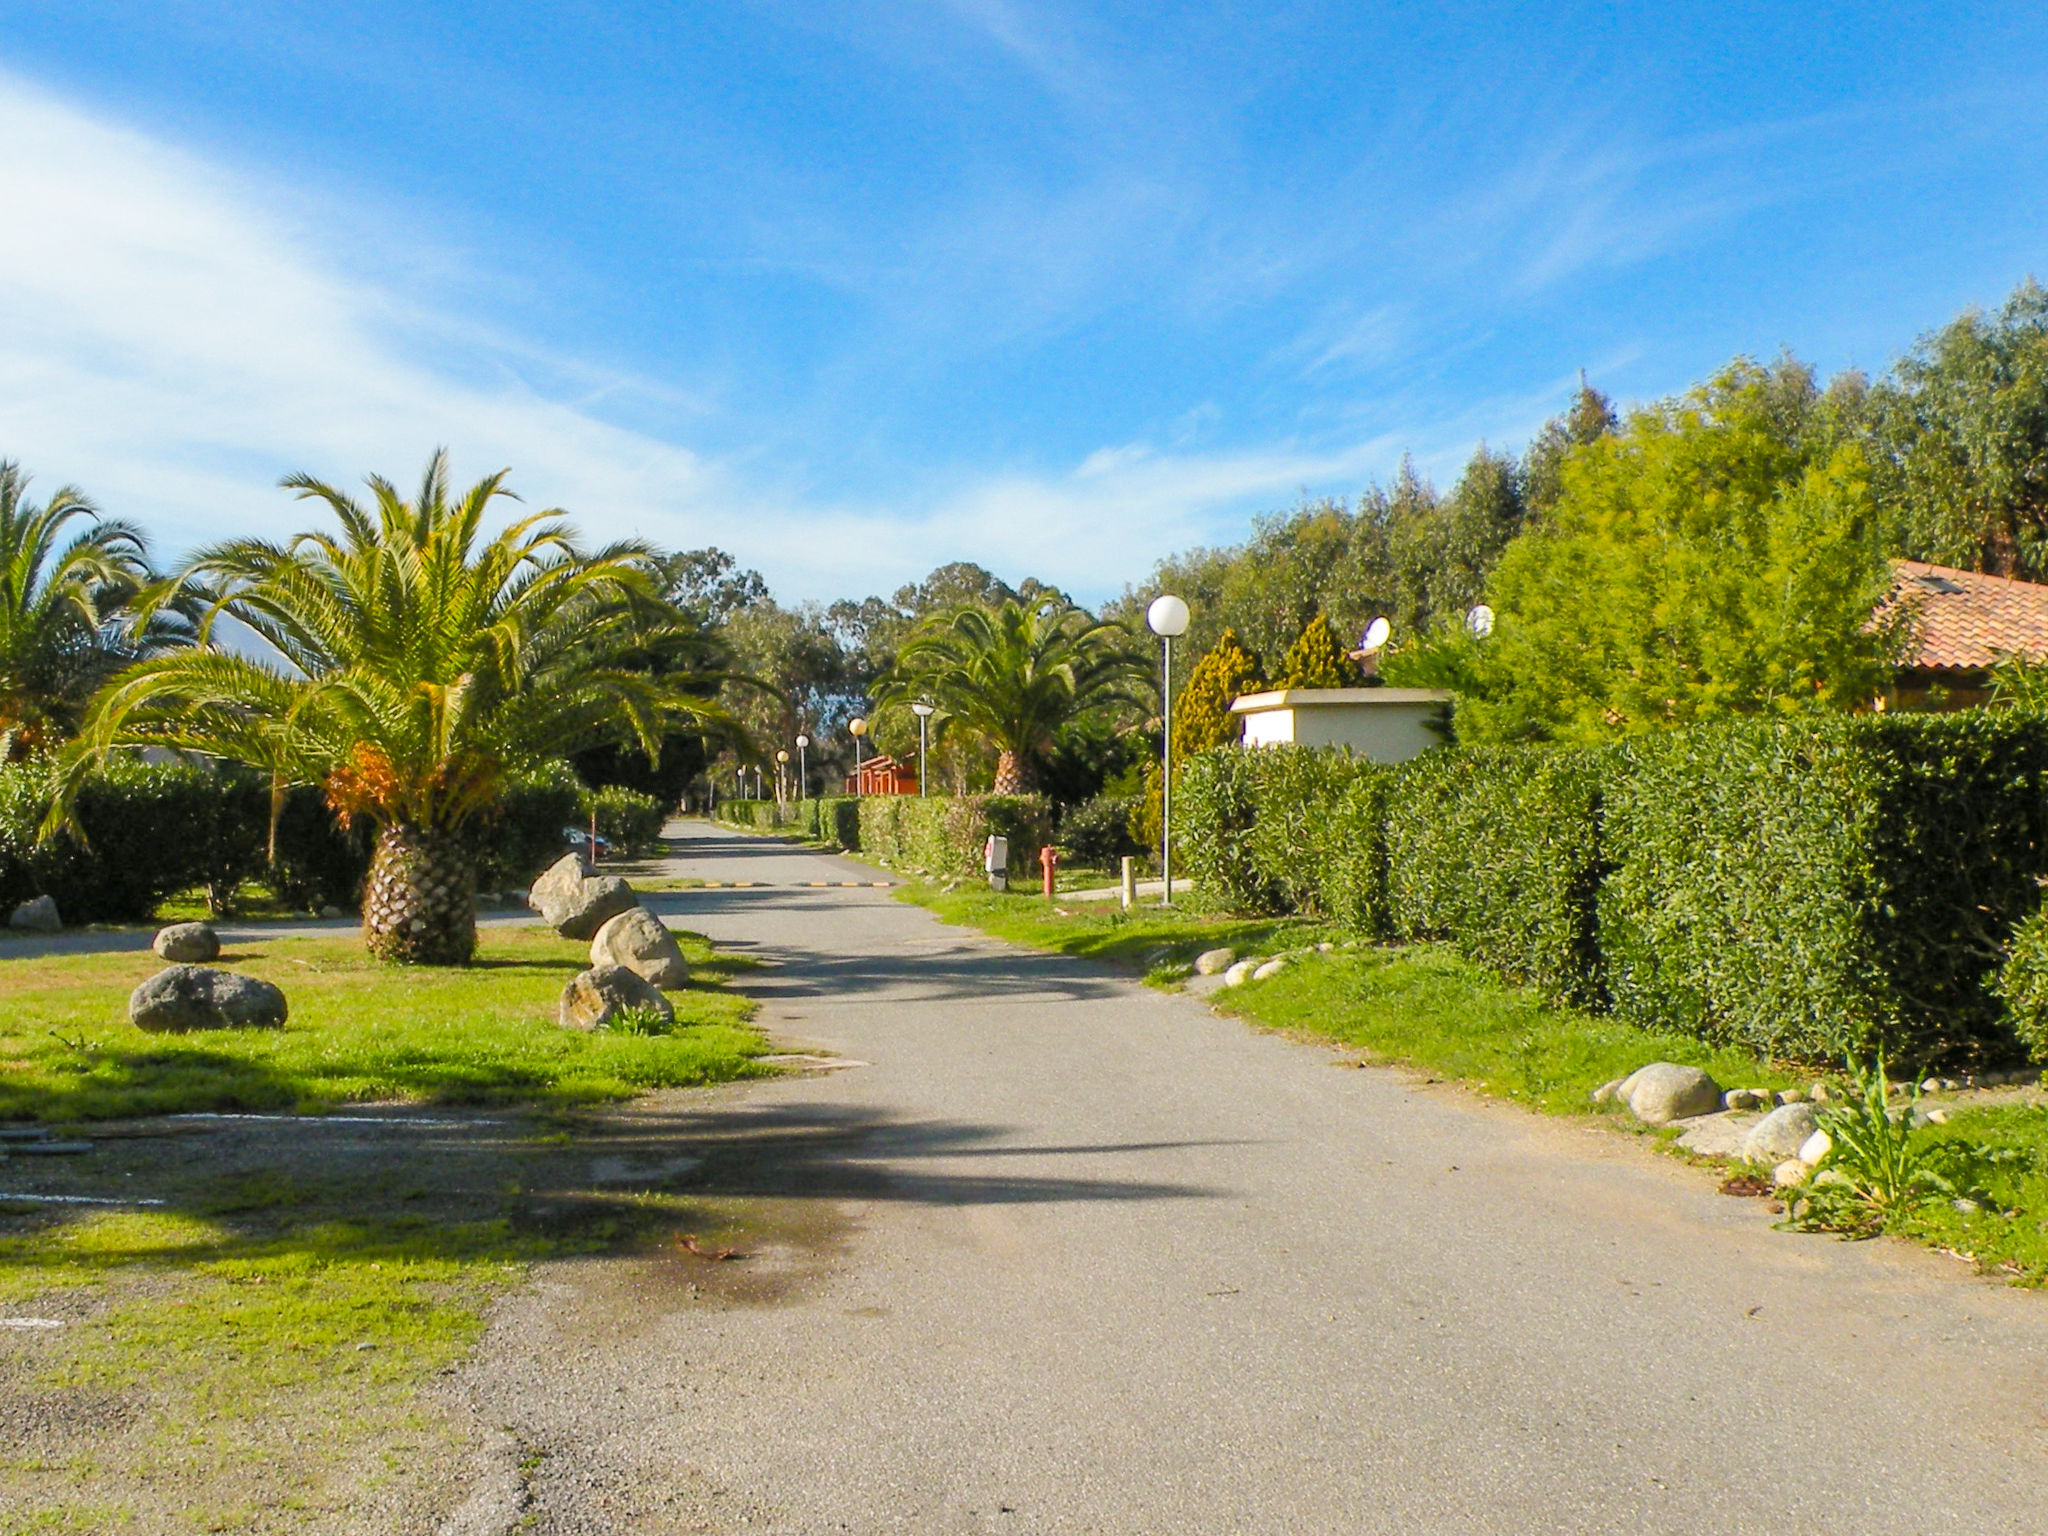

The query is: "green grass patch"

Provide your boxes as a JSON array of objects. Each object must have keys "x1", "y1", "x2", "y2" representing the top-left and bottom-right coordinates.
[
  {"x1": 903, "y1": 882, "x2": 1338, "y2": 980},
  {"x1": 0, "y1": 924, "x2": 767, "y2": 1122}
]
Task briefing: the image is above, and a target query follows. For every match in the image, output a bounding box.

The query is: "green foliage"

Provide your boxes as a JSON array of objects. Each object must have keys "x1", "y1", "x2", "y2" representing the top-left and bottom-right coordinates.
[
  {"x1": 1172, "y1": 628, "x2": 1266, "y2": 760},
  {"x1": 1601, "y1": 712, "x2": 2048, "y2": 1063},
  {"x1": 857, "y1": 794, "x2": 1053, "y2": 878},
  {"x1": 1867, "y1": 279, "x2": 2048, "y2": 580},
  {"x1": 1176, "y1": 746, "x2": 1389, "y2": 931},
  {"x1": 1784, "y1": 1059, "x2": 1980, "y2": 1235},
  {"x1": 1056, "y1": 793, "x2": 1142, "y2": 867},
  {"x1": 604, "y1": 1003, "x2": 674, "y2": 1036},
  {"x1": 1385, "y1": 746, "x2": 1608, "y2": 1007},
  {"x1": 474, "y1": 765, "x2": 587, "y2": 888},
  {"x1": 1274, "y1": 613, "x2": 1362, "y2": 689},
  {"x1": 1994, "y1": 905, "x2": 2048, "y2": 1063},
  {"x1": 584, "y1": 784, "x2": 666, "y2": 858},
  {"x1": 879, "y1": 598, "x2": 1141, "y2": 794},
  {"x1": 1456, "y1": 359, "x2": 1902, "y2": 744}
]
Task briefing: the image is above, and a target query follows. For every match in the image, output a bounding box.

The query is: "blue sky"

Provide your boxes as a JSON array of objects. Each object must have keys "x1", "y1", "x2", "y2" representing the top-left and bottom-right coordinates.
[{"x1": 2, "y1": 2, "x2": 2046, "y2": 604}]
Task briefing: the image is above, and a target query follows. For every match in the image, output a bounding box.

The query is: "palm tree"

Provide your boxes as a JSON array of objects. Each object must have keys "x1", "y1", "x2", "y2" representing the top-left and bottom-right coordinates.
[
  {"x1": 879, "y1": 598, "x2": 1141, "y2": 794},
  {"x1": 0, "y1": 462, "x2": 188, "y2": 760},
  {"x1": 62, "y1": 452, "x2": 721, "y2": 965}
]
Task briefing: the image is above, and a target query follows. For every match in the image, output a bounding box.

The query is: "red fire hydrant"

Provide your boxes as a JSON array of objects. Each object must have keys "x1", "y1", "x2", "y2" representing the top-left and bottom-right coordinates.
[{"x1": 1040, "y1": 844, "x2": 1058, "y2": 899}]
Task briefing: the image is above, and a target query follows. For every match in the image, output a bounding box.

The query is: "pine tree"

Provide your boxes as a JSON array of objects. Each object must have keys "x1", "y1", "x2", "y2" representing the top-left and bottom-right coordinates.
[
  {"x1": 1275, "y1": 613, "x2": 1362, "y2": 689},
  {"x1": 1172, "y1": 628, "x2": 1266, "y2": 759}
]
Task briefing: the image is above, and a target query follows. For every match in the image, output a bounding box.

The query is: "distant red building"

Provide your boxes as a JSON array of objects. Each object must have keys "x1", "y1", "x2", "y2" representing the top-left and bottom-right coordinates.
[
  {"x1": 846, "y1": 754, "x2": 919, "y2": 795},
  {"x1": 1876, "y1": 560, "x2": 2048, "y2": 708}
]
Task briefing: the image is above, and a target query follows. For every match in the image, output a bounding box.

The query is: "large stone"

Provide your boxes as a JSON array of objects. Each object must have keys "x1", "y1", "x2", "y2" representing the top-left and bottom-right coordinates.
[
  {"x1": 1743, "y1": 1101, "x2": 1821, "y2": 1165},
  {"x1": 527, "y1": 853, "x2": 638, "y2": 940},
  {"x1": 559, "y1": 964, "x2": 674, "y2": 1032},
  {"x1": 590, "y1": 908, "x2": 689, "y2": 989},
  {"x1": 1193, "y1": 947, "x2": 1237, "y2": 976},
  {"x1": 129, "y1": 966, "x2": 287, "y2": 1032},
  {"x1": 152, "y1": 922, "x2": 220, "y2": 963},
  {"x1": 1619, "y1": 1063, "x2": 1723, "y2": 1126},
  {"x1": 1223, "y1": 958, "x2": 1260, "y2": 988},
  {"x1": 8, "y1": 895, "x2": 60, "y2": 933},
  {"x1": 1251, "y1": 958, "x2": 1288, "y2": 982},
  {"x1": 1798, "y1": 1128, "x2": 1833, "y2": 1165}
]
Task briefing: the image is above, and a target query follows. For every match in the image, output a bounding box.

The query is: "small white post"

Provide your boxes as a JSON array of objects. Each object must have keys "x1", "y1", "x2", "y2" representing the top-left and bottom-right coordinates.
[{"x1": 1120, "y1": 855, "x2": 1136, "y2": 910}]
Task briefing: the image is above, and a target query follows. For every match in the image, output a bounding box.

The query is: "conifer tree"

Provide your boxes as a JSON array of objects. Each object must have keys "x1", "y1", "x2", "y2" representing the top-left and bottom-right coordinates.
[
  {"x1": 1171, "y1": 627, "x2": 1266, "y2": 759},
  {"x1": 1274, "y1": 612, "x2": 1362, "y2": 689}
]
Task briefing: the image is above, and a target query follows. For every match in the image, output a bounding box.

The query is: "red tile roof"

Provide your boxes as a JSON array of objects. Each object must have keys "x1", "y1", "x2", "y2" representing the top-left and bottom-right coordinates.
[{"x1": 1882, "y1": 560, "x2": 2048, "y2": 672}]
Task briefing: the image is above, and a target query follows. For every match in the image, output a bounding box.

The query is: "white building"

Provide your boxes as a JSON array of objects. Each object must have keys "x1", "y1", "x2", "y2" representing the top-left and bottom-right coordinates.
[{"x1": 1228, "y1": 687, "x2": 1451, "y2": 764}]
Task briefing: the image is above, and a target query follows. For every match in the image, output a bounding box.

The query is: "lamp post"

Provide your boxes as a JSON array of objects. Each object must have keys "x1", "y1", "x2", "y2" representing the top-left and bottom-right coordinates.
[
  {"x1": 795, "y1": 733, "x2": 810, "y2": 800},
  {"x1": 775, "y1": 749, "x2": 790, "y2": 807},
  {"x1": 911, "y1": 699, "x2": 935, "y2": 796},
  {"x1": 849, "y1": 716, "x2": 868, "y2": 795},
  {"x1": 1146, "y1": 594, "x2": 1191, "y2": 905}
]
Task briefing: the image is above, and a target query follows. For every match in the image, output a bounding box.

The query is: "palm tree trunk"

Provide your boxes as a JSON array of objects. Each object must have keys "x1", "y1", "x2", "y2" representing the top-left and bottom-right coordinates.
[
  {"x1": 992, "y1": 749, "x2": 1030, "y2": 795},
  {"x1": 363, "y1": 821, "x2": 476, "y2": 965}
]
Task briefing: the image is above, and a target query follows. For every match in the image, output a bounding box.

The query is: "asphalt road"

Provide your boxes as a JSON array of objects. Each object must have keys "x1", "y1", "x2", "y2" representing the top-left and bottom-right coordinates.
[{"x1": 449, "y1": 820, "x2": 2048, "y2": 1535}]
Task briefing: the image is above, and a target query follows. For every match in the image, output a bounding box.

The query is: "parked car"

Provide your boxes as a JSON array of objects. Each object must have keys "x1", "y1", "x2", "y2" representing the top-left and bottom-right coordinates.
[{"x1": 562, "y1": 826, "x2": 612, "y2": 856}]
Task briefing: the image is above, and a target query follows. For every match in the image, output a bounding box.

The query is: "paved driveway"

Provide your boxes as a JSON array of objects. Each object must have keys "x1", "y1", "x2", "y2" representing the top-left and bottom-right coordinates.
[{"x1": 449, "y1": 820, "x2": 2048, "y2": 1534}]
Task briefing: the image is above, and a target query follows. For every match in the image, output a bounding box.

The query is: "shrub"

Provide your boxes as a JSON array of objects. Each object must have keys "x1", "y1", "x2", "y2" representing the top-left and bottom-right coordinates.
[
  {"x1": 1057, "y1": 794, "x2": 1142, "y2": 868},
  {"x1": 1174, "y1": 749, "x2": 1273, "y2": 911},
  {"x1": 1386, "y1": 745, "x2": 1609, "y2": 1008},
  {"x1": 0, "y1": 756, "x2": 265, "y2": 923},
  {"x1": 857, "y1": 794, "x2": 1052, "y2": 878},
  {"x1": 269, "y1": 784, "x2": 372, "y2": 910},
  {"x1": 1996, "y1": 906, "x2": 2048, "y2": 1063},
  {"x1": 585, "y1": 785, "x2": 665, "y2": 858},
  {"x1": 468, "y1": 765, "x2": 586, "y2": 891},
  {"x1": 813, "y1": 797, "x2": 860, "y2": 850},
  {"x1": 1603, "y1": 712, "x2": 2048, "y2": 1064}
]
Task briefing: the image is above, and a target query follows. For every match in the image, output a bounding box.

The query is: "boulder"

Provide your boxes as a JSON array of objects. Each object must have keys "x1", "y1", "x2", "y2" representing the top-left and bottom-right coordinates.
[
  {"x1": 129, "y1": 966, "x2": 287, "y2": 1032},
  {"x1": 1193, "y1": 947, "x2": 1237, "y2": 976},
  {"x1": 1743, "y1": 1102, "x2": 1820, "y2": 1165},
  {"x1": 1223, "y1": 959, "x2": 1260, "y2": 988},
  {"x1": 1619, "y1": 1063, "x2": 1722, "y2": 1126},
  {"x1": 152, "y1": 922, "x2": 220, "y2": 963},
  {"x1": 559, "y1": 964, "x2": 674, "y2": 1031},
  {"x1": 1251, "y1": 958, "x2": 1288, "y2": 982},
  {"x1": 1772, "y1": 1159, "x2": 1810, "y2": 1189},
  {"x1": 1592, "y1": 1078, "x2": 1625, "y2": 1105},
  {"x1": 1722, "y1": 1088, "x2": 1767, "y2": 1112},
  {"x1": 8, "y1": 895, "x2": 60, "y2": 933},
  {"x1": 590, "y1": 908, "x2": 689, "y2": 989},
  {"x1": 1798, "y1": 1128, "x2": 1833, "y2": 1165},
  {"x1": 528, "y1": 853, "x2": 639, "y2": 940}
]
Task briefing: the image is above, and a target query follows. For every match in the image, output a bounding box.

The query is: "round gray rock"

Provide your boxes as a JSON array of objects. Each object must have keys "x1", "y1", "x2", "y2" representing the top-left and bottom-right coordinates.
[
  {"x1": 590, "y1": 907, "x2": 689, "y2": 989},
  {"x1": 9, "y1": 894, "x2": 60, "y2": 933},
  {"x1": 1223, "y1": 958, "x2": 1260, "y2": 988},
  {"x1": 529, "y1": 853, "x2": 640, "y2": 940},
  {"x1": 1619, "y1": 1063, "x2": 1723, "y2": 1126},
  {"x1": 559, "y1": 964, "x2": 675, "y2": 1031},
  {"x1": 1251, "y1": 958, "x2": 1288, "y2": 982},
  {"x1": 1193, "y1": 947, "x2": 1237, "y2": 976},
  {"x1": 129, "y1": 966, "x2": 287, "y2": 1032},
  {"x1": 1743, "y1": 1101, "x2": 1821, "y2": 1164},
  {"x1": 152, "y1": 922, "x2": 221, "y2": 963}
]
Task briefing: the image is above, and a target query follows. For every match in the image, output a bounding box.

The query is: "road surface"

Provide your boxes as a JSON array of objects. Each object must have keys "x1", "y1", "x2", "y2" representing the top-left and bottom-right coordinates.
[{"x1": 447, "y1": 819, "x2": 2048, "y2": 1535}]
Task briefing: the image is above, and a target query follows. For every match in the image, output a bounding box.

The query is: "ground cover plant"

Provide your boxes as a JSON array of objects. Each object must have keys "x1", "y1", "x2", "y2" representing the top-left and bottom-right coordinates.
[{"x1": 0, "y1": 924, "x2": 764, "y2": 1122}]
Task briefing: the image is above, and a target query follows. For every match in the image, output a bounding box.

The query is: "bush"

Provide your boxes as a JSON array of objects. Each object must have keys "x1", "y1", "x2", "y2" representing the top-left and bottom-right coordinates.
[
  {"x1": 1386, "y1": 746, "x2": 1609, "y2": 1008},
  {"x1": 857, "y1": 794, "x2": 1053, "y2": 878},
  {"x1": 268, "y1": 784, "x2": 372, "y2": 910},
  {"x1": 1995, "y1": 907, "x2": 2048, "y2": 1064},
  {"x1": 585, "y1": 785, "x2": 665, "y2": 858},
  {"x1": 1057, "y1": 794, "x2": 1142, "y2": 868},
  {"x1": 0, "y1": 756, "x2": 266, "y2": 923},
  {"x1": 466, "y1": 765, "x2": 586, "y2": 892},
  {"x1": 1602, "y1": 713, "x2": 2048, "y2": 1064}
]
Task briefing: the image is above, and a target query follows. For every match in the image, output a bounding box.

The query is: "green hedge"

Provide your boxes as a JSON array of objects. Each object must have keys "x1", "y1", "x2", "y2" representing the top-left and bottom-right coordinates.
[
  {"x1": 1177, "y1": 746, "x2": 1389, "y2": 930},
  {"x1": 1385, "y1": 746, "x2": 1608, "y2": 1009},
  {"x1": 857, "y1": 794, "x2": 1053, "y2": 879},
  {"x1": 584, "y1": 785, "x2": 666, "y2": 858},
  {"x1": 715, "y1": 797, "x2": 863, "y2": 849},
  {"x1": 1056, "y1": 794, "x2": 1143, "y2": 868},
  {"x1": 1601, "y1": 713, "x2": 2048, "y2": 1063},
  {"x1": 1179, "y1": 712, "x2": 2048, "y2": 1065}
]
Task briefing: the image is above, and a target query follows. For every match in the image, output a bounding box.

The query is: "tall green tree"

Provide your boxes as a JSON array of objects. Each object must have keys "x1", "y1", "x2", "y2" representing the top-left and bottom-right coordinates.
[
  {"x1": 62, "y1": 453, "x2": 720, "y2": 964},
  {"x1": 1448, "y1": 359, "x2": 1903, "y2": 743},
  {"x1": 1523, "y1": 378, "x2": 1619, "y2": 517},
  {"x1": 1274, "y1": 613, "x2": 1361, "y2": 689},
  {"x1": 0, "y1": 462, "x2": 189, "y2": 760},
  {"x1": 878, "y1": 598, "x2": 1140, "y2": 794},
  {"x1": 1867, "y1": 279, "x2": 2048, "y2": 578},
  {"x1": 1172, "y1": 628, "x2": 1267, "y2": 759}
]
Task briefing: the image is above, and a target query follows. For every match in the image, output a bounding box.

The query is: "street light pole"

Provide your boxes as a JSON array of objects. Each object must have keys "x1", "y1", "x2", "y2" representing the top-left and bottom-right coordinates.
[
  {"x1": 849, "y1": 716, "x2": 868, "y2": 795},
  {"x1": 1146, "y1": 594, "x2": 1191, "y2": 905},
  {"x1": 911, "y1": 700, "x2": 935, "y2": 796},
  {"x1": 795, "y1": 733, "x2": 810, "y2": 800}
]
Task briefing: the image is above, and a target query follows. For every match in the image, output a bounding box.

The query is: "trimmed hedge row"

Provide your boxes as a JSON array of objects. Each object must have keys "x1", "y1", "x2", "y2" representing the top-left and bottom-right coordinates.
[
  {"x1": 0, "y1": 757, "x2": 590, "y2": 923},
  {"x1": 716, "y1": 797, "x2": 863, "y2": 849},
  {"x1": 1179, "y1": 712, "x2": 2048, "y2": 1065},
  {"x1": 584, "y1": 785, "x2": 666, "y2": 858},
  {"x1": 857, "y1": 794, "x2": 1053, "y2": 879}
]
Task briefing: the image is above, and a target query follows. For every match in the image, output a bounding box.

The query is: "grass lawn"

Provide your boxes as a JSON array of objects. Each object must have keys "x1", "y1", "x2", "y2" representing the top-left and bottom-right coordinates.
[
  {"x1": 908, "y1": 883, "x2": 2048, "y2": 1286},
  {"x1": 0, "y1": 924, "x2": 766, "y2": 1123},
  {"x1": 0, "y1": 917, "x2": 774, "y2": 1529}
]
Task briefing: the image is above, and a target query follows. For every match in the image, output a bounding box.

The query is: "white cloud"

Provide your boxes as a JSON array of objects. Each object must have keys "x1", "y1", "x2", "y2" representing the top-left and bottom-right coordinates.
[{"x1": 0, "y1": 72, "x2": 1411, "y2": 606}]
